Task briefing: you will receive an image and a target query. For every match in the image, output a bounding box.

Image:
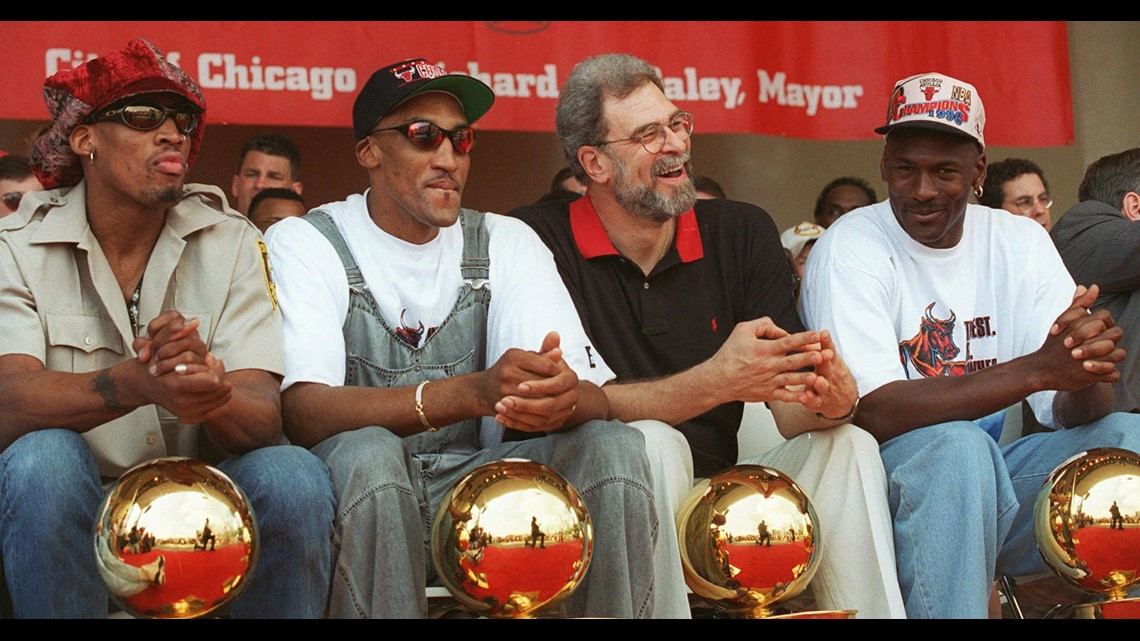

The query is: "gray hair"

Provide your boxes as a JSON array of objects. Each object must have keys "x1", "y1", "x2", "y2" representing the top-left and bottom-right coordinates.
[
  {"x1": 1078, "y1": 147, "x2": 1140, "y2": 211},
  {"x1": 555, "y1": 53, "x2": 664, "y2": 183}
]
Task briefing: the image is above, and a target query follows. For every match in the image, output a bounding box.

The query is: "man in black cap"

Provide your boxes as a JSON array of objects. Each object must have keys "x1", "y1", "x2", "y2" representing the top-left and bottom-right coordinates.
[
  {"x1": 0, "y1": 37, "x2": 334, "y2": 619},
  {"x1": 265, "y1": 57, "x2": 660, "y2": 619},
  {"x1": 800, "y1": 71, "x2": 1140, "y2": 618}
]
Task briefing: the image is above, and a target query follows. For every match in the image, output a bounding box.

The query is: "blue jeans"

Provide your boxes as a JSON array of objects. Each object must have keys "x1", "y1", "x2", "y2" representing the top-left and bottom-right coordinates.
[
  {"x1": 313, "y1": 420, "x2": 658, "y2": 619},
  {"x1": 0, "y1": 429, "x2": 335, "y2": 619},
  {"x1": 881, "y1": 412, "x2": 1140, "y2": 618}
]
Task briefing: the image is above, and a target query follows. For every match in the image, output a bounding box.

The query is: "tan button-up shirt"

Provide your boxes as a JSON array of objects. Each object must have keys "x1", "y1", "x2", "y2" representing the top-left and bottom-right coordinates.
[{"x1": 0, "y1": 181, "x2": 284, "y2": 478}]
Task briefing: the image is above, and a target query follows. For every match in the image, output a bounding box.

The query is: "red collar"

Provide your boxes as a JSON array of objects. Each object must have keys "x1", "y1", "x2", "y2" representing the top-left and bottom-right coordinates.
[{"x1": 569, "y1": 194, "x2": 704, "y2": 262}]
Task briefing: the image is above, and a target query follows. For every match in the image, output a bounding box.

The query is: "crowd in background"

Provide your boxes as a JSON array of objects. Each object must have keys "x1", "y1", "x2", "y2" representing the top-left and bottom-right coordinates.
[{"x1": 2, "y1": 37, "x2": 1140, "y2": 622}]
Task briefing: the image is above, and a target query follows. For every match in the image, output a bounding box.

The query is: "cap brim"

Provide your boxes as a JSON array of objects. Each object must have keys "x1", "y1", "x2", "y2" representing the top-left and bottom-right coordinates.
[
  {"x1": 404, "y1": 75, "x2": 495, "y2": 125},
  {"x1": 875, "y1": 120, "x2": 980, "y2": 145},
  {"x1": 95, "y1": 78, "x2": 206, "y2": 114}
]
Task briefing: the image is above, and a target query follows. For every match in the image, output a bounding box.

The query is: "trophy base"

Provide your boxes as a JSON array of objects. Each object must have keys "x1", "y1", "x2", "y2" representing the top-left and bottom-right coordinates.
[
  {"x1": 766, "y1": 609, "x2": 857, "y2": 619},
  {"x1": 1067, "y1": 596, "x2": 1140, "y2": 619},
  {"x1": 704, "y1": 606, "x2": 858, "y2": 619},
  {"x1": 688, "y1": 592, "x2": 857, "y2": 619}
]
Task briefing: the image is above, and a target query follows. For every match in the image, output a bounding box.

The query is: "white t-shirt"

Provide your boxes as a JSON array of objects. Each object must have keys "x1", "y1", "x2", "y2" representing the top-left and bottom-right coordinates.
[
  {"x1": 799, "y1": 201, "x2": 1074, "y2": 433},
  {"x1": 265, "y1": 191, "x2": 615, "y2": 444}
]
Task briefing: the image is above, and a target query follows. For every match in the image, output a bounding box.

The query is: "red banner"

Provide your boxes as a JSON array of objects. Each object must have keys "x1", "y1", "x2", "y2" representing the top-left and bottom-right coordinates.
[{"x1": 0, "y1": 21, "x2": 1073, "y2": 147}]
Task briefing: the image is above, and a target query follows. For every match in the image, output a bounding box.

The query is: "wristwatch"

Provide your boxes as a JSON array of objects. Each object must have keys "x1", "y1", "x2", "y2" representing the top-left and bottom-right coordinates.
[{"x1": 817, "y1": 396, "x2": 860, "y2": 422}]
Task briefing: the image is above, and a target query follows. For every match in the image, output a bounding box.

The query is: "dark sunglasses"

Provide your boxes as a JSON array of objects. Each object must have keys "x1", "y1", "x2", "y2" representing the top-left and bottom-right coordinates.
[
  {"x1": 369, "y1": 121, "x2": 475, "y2": 154},
  {"x1": 87, "y1": 104, "x2": 199, "y2": 135},
  {"x1": 2, "y1": 192, "x2": 23, "y2": 211}
]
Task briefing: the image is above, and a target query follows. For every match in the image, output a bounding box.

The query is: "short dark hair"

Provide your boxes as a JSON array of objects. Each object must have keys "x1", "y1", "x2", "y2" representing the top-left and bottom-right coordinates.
[
  {"x1": 550, "y1": 166, "x2": 577, "y2": 192},
  {"x1": 813, "y1": 176, "x2": 877, "y2": 221},
  {"x1": 0, "y1": 154, "x2": 35, "y2": 182},
  {"x1": 693, "y1": 175, "x2": 726, "y2": 199},
  {"x1": 248, "y1": 187, "x2": 305, "y2": 217},
  {"x1": 1078, "y1": 148, "x2": 1140, "y2": 211},
  {"x1": 979, "y1": 158, "x2": 1048, "y2": 209},
  {"x1": 237, "y1": 133, "x2": 301, "y2": 180}
]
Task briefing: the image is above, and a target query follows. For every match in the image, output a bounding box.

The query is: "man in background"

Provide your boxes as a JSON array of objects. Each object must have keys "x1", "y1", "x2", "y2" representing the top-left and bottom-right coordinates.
[
  {"x1": 1051, "y1": 147, "x2": 1140, "y2": 414},
  {"x1": 537, "y1": 165, "x2": 587, "y2": 203},
  {"x1": 980, "y1": 157, "x2": 1054, "y2": 231},
  {"x1": 248, "y1": 186, "x2": 307, "y2": 235},
  {"x1": 781, "y1": 220, "x2": 825, "y2": 306},
  {"x1": 0, "y1": 154, "x2": 43, "y2": 217},
  {"x1": 231, "y1": 132, "x2": 303, "y2": 215},
  {"x1": 813, "y1": 176, "x2": 877, "y2": 228},
  {"x1": 693, "y1": 174, "x2": 726, "y2": 200}
]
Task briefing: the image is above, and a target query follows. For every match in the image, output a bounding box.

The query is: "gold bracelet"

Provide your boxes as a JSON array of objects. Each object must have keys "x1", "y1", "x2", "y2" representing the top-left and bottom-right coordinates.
[
  {"x1": 817, "y1": 395, "x2": 860, "y2": 422},
  {"x1": 415, "y1": 380, "x2": 438, "y2": 432}
]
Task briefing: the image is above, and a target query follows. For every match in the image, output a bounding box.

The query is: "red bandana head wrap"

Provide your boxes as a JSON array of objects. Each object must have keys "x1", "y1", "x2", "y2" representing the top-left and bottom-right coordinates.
[{"x1": 31, "y1": 37, "x2": 206, "y2": 190}]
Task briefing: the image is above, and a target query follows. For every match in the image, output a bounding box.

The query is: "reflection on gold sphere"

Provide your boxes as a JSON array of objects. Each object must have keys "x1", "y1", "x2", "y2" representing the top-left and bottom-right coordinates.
[
  {"x1": 677, "y1": 464, "x2": 835, "y2": 618},
  {"x1": 431, "y1": 458, "x2": 591, "y2": 618},
  {"x1": 1034, "y1": 447, "x2": 1140, "y2": 603},
  {"x1": 93, "y1": 457, "x2": 258, "y2": 619}
]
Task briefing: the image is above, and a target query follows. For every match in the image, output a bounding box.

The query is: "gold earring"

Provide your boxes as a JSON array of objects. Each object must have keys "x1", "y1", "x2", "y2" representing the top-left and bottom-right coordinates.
[
  {"x1": 89, "y1": 148, "x2": 95, "y2": 164},
  {"x1": 974, "y1": 185, "x2": 983, "y2": 199}
]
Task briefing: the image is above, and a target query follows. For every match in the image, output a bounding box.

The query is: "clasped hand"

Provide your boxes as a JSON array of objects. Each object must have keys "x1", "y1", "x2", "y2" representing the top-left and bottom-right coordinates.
[
  {"x1": 484, "y1": 331, "x2": 579, "y2": 433},
  {"x1": 1039, "y1": 284, "x2": 1125, "y2": 390},
  {"x1": 132, "y1": 310, "x2": 232, "y2": 424},
  {"x1": 713, "y1": 317, "x2": 857, "y2": 418}
]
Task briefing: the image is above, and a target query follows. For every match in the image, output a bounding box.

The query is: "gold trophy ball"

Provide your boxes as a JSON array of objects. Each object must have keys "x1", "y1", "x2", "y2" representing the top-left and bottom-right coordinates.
[
  {"x1": 677, "y1": 464, "x2": 848, "y2": 618},
  {"x1": 93, "y1": 457, "x2": 258, "y2": 619},
  {"x1": 1034, "y1": 447, "x2": 1140, "y2": 617},
  {"x1": 431, "y1": 458, "x2": 592, "y2": 618}
]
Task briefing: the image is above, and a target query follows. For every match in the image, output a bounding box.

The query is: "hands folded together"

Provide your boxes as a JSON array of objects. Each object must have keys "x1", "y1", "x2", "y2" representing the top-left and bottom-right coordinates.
[{"x1": 133, "y1": 310, "x2": 232, "y2": 424}]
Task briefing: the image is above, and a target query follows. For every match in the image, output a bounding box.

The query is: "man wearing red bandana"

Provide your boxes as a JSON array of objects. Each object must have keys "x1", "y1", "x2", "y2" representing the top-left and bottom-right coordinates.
[{"x1": 0, "y1": 38, "x2": 334, "y2": 618}]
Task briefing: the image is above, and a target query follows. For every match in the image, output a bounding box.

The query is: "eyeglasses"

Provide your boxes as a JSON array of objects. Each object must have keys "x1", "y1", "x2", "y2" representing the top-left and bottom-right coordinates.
[
  {"x1": 2, "y1": 192, "x2": 24, "y2": 212},
  {"x1": 1008, "y1": 193, "x2": 1053, "y2": 215},
  {"x1": 594, "y1": 112, "x2": 694, "y2": 154},
  {"x1": 369, "y1": 121, "x2": 476, "y2": 154},
  {"x1": 87, "y1": 104, "x2": 199, "y2": 135}
]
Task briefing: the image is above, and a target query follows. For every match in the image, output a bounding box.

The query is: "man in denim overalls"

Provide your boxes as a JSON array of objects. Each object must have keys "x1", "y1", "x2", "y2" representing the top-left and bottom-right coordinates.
[{"x1": 265, "y1": 58, "x2": 661, "y2": 619}]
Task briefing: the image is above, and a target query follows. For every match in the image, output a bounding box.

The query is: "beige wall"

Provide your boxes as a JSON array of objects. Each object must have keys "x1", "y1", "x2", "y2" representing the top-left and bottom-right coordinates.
[{"x1": 2, "y1": 22, "x2": 1137, "y2": 233}]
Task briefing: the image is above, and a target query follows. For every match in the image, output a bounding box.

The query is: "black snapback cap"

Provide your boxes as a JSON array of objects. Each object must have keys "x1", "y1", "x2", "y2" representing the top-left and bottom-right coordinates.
[{"x1": 352, "y1": 58, "x2": 495, "y2": 141}]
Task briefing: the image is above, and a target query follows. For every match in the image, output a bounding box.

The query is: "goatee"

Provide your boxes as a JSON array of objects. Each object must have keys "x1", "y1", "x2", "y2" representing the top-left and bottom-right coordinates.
[{"x1": 612, "y1": 154, "x2": 697, "y2": 222}]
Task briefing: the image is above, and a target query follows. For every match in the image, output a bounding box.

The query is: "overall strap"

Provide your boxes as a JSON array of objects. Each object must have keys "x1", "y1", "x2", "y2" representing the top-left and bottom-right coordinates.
[
  {"x1": 458, "y1": 209, "x2": 490, "y2": 288},
  {"x1": 301, "y1": 209, "x2": 365, "y2": 288}
]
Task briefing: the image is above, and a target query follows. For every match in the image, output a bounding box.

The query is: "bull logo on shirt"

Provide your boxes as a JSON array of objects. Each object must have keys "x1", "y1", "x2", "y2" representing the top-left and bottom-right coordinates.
[
  {"x1": 899, "y1": 302, "x2": 966, "y2": 378},
  {"x1": 395, "y1": 309, "x2": 426, "y2": 347}
]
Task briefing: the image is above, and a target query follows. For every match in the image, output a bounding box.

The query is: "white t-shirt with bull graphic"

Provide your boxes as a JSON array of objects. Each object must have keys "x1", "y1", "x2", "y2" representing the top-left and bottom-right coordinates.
[{"x1": 799, "y1": 200, "x2": 1073, "y2": 438}]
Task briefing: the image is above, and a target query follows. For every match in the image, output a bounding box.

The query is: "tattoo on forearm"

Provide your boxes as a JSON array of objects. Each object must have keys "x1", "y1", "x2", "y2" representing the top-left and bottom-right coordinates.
[{"x1": 93, "y1": 369, "x2": 126, "y2": 411}]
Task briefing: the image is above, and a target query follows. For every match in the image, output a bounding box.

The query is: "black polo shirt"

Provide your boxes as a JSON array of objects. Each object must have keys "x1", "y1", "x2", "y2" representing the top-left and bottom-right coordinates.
[{"x1": 509, "y1": 195, "x2": 801, "y2": 477}]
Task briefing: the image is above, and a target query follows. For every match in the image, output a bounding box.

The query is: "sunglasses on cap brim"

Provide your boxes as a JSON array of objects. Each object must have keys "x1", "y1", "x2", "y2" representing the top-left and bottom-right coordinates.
[
  {"x1": 86, "y1": 104, "x2": 200, "y2": 136},
  {"x1": 2, "y1": 192, "x2": 24, "y2": 211},
  {"x1": 368, "y1": 121, "x2": 475, "y2": 154}
]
